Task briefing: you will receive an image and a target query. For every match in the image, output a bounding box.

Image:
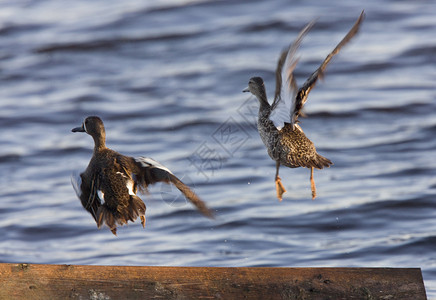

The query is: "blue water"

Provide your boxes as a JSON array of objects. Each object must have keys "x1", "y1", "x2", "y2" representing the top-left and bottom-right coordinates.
[{"x1": 1, "y1": 0, "x2": 435, "y2": 297}]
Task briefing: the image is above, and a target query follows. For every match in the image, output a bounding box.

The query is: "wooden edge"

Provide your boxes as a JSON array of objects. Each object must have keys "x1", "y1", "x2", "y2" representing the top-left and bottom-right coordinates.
[{"x1": 0, "y1": 263, "x2": 427, "y2": 299}]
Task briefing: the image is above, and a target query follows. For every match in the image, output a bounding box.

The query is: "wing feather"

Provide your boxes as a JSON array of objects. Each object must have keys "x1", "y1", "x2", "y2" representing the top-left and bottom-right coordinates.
[
  {"x1": 71, "y1": 172, "x2": 102, "y2": 222},
  {"x1": 270, "y1": 20, "x2": 315, "y2": 130},
  {"x1": 133, "y1": 157, "x2": 214, "y2": 219},
  {"x1": 292, "y1": 11, "x2": 365, "y2": 125}
]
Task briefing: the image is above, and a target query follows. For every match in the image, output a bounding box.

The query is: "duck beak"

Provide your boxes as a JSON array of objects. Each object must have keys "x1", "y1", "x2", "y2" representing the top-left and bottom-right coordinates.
[
  {"x1": 242, "y1": 87, "x2": 250, "y2": 93},
  {"x1": 72, "y1": 124, "x2": 85, "y2": 133}
]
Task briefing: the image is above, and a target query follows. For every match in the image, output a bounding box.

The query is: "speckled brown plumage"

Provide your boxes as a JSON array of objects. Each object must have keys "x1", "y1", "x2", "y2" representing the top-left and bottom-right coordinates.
[
  {"x1": 243, "y1": 12, "x2": 364, "y2": 200},
  {"x1": 257, "y1": 105, "x2": 331, "y2": 169},
  {"x1": 71, "y1": 116, "x2": 214, "y2": 235},
  {"x1": 78, "y1": 148, "x2": 147, "y2": 232},
  {"x1": 277, "y1": 124, "x2": 332, "y2": 170},
  {"x1": 251, "y1": 81, "x2": 332, "y2": 200}
]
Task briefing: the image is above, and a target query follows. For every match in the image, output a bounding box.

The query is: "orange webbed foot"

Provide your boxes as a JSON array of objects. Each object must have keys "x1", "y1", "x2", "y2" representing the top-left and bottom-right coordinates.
[{"x1": 275, "y1": 176, "x2": 287, "y2": 201}]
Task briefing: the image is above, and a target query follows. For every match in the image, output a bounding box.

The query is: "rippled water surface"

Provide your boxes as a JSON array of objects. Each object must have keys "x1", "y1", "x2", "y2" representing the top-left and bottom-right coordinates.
[{"x1": 1, "y1": 0, "x2": 435, "y2": 297}]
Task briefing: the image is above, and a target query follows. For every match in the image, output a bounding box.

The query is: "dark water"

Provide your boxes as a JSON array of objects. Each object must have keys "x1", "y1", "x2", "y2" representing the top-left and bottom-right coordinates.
[{"x1": 1, "y1": 0, "x2": 435, "y2": 297}]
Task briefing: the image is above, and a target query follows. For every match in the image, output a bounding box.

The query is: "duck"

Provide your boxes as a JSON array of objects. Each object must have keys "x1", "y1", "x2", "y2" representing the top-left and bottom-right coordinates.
[
  {"x1": 243, "y1": 11, "x2": 364, "y2": 201},
  {"x1": 71, "y1": 116, "x2": 214, "y2": 235}
]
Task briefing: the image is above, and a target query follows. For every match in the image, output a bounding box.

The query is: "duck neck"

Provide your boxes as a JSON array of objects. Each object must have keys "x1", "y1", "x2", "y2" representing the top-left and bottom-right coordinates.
[
  {"x1": 256, "y1": 87, "x2": 270, "y2": 113},
  {"x1": 92, "y1": 132, "x2": 107, "y2": 153}
]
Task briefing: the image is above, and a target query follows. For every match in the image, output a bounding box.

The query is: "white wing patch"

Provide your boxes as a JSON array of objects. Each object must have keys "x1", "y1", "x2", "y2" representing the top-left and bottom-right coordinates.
[
  {"x1": 135, "y1": 157, "x2": 173, "y2": 175},
  {"x1": 270, "y1": 20, "x2": 315, "y2": 131},
  {"x1": 116, "y1": 171, "x2": 136, "y2": 196},
  {"x1": 97, "y1": 190, "x2": 105, "y2": 201},
  {"x1": 270, "y1": 49, "x2": 299, "y2": 130},
  {"x1": 71, "y1": 172, "x2": 82, "y2": 198}
]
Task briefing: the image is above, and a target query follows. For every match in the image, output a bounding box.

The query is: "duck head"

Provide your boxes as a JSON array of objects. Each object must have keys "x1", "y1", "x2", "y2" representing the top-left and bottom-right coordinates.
[
  {"x1": 72, "y1": 116, "x2": 106, "y2": 150},
  {"x1": 243, "y1": 76, "x2": 268, "y2": 107}
]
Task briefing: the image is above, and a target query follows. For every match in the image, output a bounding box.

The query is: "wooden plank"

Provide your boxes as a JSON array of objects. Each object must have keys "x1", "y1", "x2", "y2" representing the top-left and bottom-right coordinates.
[{"x1": 0, "y1": 263, "x2": 426, "y2": 299}]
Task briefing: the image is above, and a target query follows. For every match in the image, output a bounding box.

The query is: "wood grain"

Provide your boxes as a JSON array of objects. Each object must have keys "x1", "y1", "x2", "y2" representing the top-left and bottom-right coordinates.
[{"x1": 0, "y1": 263, "x2": 427, "y2": 299}]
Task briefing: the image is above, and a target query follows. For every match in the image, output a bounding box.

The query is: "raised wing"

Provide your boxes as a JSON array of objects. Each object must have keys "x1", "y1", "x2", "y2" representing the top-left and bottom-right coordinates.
[
  {"x1": 270, "y1": 20, "x2": 316, "y2": 130},
  {"x1": 133, "y1": 157, "x2": 214, "y2": 219},
  {"x1": 292, "y1": 10, "x2": 365, "y2": 125}
]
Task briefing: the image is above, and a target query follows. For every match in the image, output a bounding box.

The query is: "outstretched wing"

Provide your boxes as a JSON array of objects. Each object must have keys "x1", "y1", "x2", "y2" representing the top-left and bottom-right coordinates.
[
  {"x1": 133, "y1": 157, "x2": 214, "y2": 219},
  {"x1": 71, "y1": 171, "x2": 102, "y2": 222},
  {"x1": 292, "y1": 10, "x2": 365, "y2": 125},
  {"x1": 270, "y1": 20, "x2": 316, "y2": 130}
]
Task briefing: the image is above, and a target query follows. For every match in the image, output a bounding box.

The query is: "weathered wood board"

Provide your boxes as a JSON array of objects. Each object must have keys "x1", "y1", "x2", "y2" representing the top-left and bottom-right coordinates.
[{"x1": 0, "y1": 263, "x2": 427, "y2": 299}]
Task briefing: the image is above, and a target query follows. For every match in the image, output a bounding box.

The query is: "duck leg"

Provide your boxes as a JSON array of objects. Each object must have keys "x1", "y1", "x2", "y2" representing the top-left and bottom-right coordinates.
[
  {"x1": 275, "y1": 161, "x2": 287, "y2": 201},
  {"x1": 310, "y1": 167, "x2": 316, "y2": 200}
]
